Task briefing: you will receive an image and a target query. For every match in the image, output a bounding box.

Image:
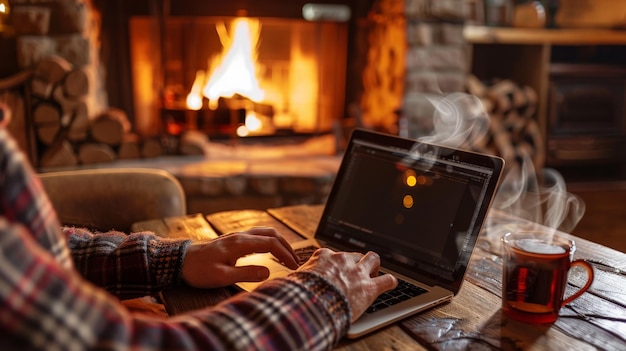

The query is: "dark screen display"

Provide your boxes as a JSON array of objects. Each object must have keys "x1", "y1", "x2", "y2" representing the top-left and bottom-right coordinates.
[{"x1": 316, "y1": 131, "x2": 502, "y2": 292}]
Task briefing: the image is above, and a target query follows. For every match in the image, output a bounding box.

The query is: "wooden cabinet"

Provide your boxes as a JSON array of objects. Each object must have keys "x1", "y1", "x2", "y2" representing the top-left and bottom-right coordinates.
[{"x1": 464, "y1": 25, "x2": 626, "y2": 178}]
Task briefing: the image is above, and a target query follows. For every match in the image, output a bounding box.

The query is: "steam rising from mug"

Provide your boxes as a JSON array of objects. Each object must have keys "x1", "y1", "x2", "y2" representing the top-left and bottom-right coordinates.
[{"x1": 413, "y1": 92, "x2": 585, "y2": 233}]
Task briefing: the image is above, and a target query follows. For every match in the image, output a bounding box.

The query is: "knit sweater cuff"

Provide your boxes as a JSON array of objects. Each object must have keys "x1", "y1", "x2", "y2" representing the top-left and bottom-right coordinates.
[{"x1": 151, "y1": 237, "x2": 193, "y2": 288}]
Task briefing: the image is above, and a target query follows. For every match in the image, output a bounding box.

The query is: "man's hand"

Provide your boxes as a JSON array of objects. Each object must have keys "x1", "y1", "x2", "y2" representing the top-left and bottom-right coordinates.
[
  {"x1": 181, "y1": 227, "x2": 299, "y2": 288},
  {"x1": 297, "y1": 248, "x2": 398, "y2": 323}
]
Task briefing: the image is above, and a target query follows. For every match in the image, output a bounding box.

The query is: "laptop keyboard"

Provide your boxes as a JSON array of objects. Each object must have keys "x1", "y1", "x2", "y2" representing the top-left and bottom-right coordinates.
[
  {"x1": 366, "y1": 277, "x2": 428, "y2": 314},
  {"x1": 294, "y1": 246, "x2": 428, "y2": 314}
]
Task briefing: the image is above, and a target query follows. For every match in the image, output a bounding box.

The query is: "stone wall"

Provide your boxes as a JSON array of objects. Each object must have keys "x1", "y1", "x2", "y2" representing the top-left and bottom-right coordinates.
[
  {"x1": 403, "y1": 0, "x2": 468, "y2": 138},
  {"x1": 358, "y1": 0, "x2": 468, "y2": 136},
  {"x1": 60, "y1": 138, "x2": 342, "y2": 215}
]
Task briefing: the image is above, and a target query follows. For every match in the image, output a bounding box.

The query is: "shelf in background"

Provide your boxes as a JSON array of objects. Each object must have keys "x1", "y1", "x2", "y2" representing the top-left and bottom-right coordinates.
[{"x1": 464, "y1": 25, "x2": 626, "y2": 45}]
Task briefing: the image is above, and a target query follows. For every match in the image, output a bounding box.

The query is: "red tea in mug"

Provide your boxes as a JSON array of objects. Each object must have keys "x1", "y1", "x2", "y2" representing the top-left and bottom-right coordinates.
[{"x1": 501, "y1": 232, "x2": 594, "y2": 324}]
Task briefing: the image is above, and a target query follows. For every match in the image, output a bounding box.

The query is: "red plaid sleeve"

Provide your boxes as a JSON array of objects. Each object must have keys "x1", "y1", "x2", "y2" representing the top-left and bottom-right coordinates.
[
  {"x1": 64, "y1": 226, "x2": 192, "y2": 299},
  {"x1": 0, "y1": 128, "x2": 72, "y2": 268},
  {"x1": 0, "y1": 219, "x2": 349, "y2": 350},
  {"x1": 0, "y1": 128, "x2": 351, "y2": 349}
]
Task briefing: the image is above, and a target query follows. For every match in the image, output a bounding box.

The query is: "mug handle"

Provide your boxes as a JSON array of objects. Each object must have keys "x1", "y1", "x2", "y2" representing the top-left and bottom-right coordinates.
[{"x1": 562, "y1": 259, "x2": 595, "y2": 306}]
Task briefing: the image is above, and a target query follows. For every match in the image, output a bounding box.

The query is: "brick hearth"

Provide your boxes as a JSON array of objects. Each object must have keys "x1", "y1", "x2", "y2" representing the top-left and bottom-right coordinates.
[
  {"x1": 178, "y1": 154, "x2": 339, "y2": 215},
  {"x1": 39, "y1": 135, "x2": 341, "y2": 215}
]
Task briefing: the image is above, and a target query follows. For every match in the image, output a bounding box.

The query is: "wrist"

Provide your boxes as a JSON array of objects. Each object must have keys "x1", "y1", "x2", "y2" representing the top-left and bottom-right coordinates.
[
  {"x1": 286, "y1": 271, "x2": 351, "y2": 336},
  {"x1": 162, "y1": 238, "x2": 193, "y2": 287}
]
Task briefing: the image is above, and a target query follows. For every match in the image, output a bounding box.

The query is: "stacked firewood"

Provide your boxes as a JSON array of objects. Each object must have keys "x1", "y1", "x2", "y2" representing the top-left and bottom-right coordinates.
[
  {"x1": 30, "y1": 55, "x2": 210, "y2": 169},
  {"x1": 30, "y1": 55, "x2": 166, "y2": 168}
]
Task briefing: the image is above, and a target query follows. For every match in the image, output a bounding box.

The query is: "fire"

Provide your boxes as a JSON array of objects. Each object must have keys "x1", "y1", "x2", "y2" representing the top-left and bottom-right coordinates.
[
  {"x1": 186, "y1": 70, "x2": 206, "y2": 111},
  {"x1": 182, "y1": 17, "x2": 324, "y2": 136},
  {"x1": 186, "y1": 18, "x2": 265, "y2": 112},
  {"x1": 204, "y1": 19, "x2": 265, "y2": 108},
  {"x1": 0, "y1": 1, "x2": 9, "y2": 15}
]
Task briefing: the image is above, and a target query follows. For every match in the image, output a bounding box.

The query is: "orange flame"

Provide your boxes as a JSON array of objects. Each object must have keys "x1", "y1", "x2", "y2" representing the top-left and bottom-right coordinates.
[
  {"x1": 0, "y1": 1, "x2": 9, "y2": 15},
  {"x1": 186, "y1": 18, "x2": 268, "y2": 136},
  {"x1": 186, "y1": 18, "x2": 264, "y2": 112},
  {"x1": 186, "y1": 70, "x2": 205, "y2": 110}
]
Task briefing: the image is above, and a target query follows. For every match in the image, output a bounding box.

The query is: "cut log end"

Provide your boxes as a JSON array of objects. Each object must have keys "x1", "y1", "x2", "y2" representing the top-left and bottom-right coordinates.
[{"x1": 78, "y1": 143, "x2": 116, "y2": 165}]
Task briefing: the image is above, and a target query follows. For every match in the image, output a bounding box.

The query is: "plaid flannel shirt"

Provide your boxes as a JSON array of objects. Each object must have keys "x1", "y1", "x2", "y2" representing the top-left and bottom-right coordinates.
[{"x1": 0, "y1": 128, "x2": 350, "y2": 350}]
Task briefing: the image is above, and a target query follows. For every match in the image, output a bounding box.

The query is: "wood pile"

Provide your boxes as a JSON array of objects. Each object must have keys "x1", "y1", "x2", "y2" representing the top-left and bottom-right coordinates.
[{"x1": 29, "y1": 55, "x2": 209, "y2": 169}]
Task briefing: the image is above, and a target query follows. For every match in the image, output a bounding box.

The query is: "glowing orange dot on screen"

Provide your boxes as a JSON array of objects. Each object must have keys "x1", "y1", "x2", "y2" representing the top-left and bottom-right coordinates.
[
  {"x1": 403, "y1": 195, "x2": 414, "y2": 209},
  {"x1": 406, "y1": 175, "x2": 416, "y2": 187},
  {"x1": 404, "y1": 169, "x2": 417, "y2": 187}
]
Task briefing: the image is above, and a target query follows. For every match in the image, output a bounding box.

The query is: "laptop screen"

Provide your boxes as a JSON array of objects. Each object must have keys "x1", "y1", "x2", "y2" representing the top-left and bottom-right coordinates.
[{"x1": 315, "y1": 129, "x2": 504, "y2": 293}]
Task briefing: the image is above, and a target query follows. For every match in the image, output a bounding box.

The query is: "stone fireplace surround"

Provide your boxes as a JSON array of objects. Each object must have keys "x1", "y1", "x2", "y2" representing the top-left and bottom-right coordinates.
[
  {"x1": 95, "y1": 0, "x2": 469, "y2": 140},
  {"x1": 2, "y1": 0, "x2": 469, "y2": 156},
  {"x1": 1, "y1": 0, "x2": 470, "y2": 215}
]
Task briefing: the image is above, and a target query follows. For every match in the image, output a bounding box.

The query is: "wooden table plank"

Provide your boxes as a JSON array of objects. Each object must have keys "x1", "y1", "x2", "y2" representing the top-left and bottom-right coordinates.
[
  {"x1": 468, "y1": 239, "x2": 626, "y2": 350},
  {"x1": 271, "y1": 205, "x2": 626, "y2": 350},
  {"x1": 399, "y1": 281, "x2": 593, "y2": 350},
  {"x1": 335, "y1": 325, "x2": 427, "y2": 351},
  {"x1": 464, "y1": 211, "x2": 626, "y2": 351},
  {"x1": 267, "y1": 204, "x2": 323, "y2": 239},
  {"x1": 206, "y1": 209, "x2": 307, "y2": 244},
  {"x1": 147, "y1": 205, "x2": 626, "y2": 350}
]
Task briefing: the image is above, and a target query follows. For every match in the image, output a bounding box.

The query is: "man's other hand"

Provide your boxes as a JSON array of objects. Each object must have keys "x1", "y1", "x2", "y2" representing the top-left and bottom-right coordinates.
[{"x1": 181, "y1": 227, "x2": 299, "y2": 288}]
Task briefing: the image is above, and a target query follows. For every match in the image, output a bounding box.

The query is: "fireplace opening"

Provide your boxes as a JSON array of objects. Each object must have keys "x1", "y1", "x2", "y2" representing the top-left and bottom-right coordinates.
[
  {"x1": 2, "y1": 0, "x2": 447, "y2": 169},
  {"x1": 129, "y1": 6, "x2": 349, "y2": 140},
  {"x1": 0, "y1": 0, "x2": 378, "y2": 169}
]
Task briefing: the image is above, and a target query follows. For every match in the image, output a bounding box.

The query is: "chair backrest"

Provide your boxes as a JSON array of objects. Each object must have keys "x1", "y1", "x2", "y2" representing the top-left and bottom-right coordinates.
[{"x1": 39, "y1": 168, "x2": 187, "y2": 232}]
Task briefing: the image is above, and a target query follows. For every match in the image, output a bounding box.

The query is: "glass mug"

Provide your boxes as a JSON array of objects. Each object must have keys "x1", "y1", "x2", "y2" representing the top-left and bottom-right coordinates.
[{"x1": 501, "y1": 232, "x2": 594, "y2": 324}]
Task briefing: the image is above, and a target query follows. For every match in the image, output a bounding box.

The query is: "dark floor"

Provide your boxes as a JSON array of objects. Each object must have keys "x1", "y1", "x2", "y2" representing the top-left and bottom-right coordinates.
[{"x1": 566, "y1": 180, "x2": 626, "y2": 253}]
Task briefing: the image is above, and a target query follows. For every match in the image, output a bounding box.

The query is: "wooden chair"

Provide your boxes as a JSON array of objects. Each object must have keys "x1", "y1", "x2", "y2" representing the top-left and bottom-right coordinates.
[{"x1": 39, "y1": 168, "x2": 186, "y2": 232}]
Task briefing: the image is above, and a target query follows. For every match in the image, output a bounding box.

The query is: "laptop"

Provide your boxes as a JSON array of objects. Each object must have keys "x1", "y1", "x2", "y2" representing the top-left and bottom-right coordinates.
[{"x1": 236, "y1": 128, "x2": 504, "y2": 338}]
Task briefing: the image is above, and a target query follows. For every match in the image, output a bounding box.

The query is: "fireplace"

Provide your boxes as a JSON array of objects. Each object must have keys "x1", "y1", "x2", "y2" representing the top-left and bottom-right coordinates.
[
  {"x1": 95, "y1": 0, "x2": 365, "y2": 141},
  {"x1": 0, "y1": 0, "x2": 469, "y2": 168},
  {"x1": 97, "y1": 0, "x2": 469, "y2": 141},
  {"x1": 129, "y1": 6, "x2": 349, "y2": 139}
]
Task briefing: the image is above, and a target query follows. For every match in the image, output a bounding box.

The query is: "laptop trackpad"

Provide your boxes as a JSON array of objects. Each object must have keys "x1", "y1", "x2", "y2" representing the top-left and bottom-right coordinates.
[{"x1": 236, "y1": 253, "x2": 295, "y2": 291}]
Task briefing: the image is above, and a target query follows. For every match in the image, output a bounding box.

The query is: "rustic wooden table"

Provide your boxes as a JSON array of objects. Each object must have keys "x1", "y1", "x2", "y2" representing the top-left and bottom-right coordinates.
[{"x1": 154, "y1": 205, "x2": 626, "y2": 351}]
